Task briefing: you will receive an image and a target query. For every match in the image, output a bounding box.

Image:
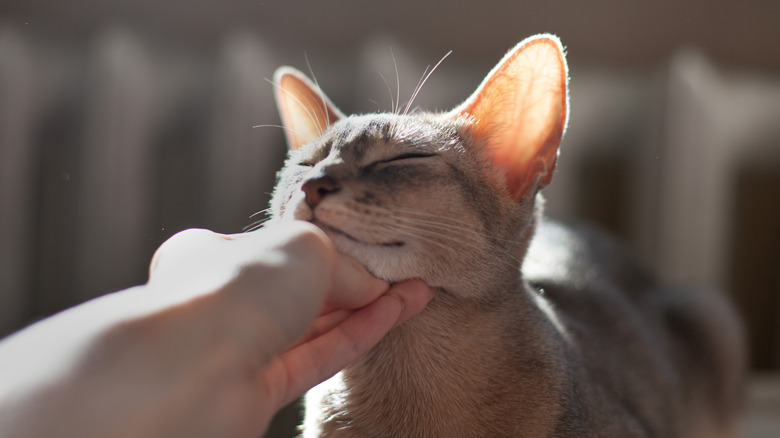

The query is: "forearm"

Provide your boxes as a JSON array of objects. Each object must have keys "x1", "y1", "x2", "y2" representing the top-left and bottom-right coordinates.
[
  {"x1": 0, "y1": 269, "x2": 319, "y2": 438},
  {"x1": 0, "y1": 222, "x2": 419, "y2": 438}
]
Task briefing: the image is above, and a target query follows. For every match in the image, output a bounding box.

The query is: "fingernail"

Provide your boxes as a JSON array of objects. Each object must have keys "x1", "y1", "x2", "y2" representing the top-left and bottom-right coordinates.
[{"x1": 388, "y1": 290, "x2": 406, "y2": 309}]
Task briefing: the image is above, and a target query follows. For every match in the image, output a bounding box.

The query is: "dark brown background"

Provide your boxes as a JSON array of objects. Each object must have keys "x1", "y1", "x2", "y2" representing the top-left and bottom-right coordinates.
[{"x1": 1, "y1": 1, "x2": 779, "y2": 436}]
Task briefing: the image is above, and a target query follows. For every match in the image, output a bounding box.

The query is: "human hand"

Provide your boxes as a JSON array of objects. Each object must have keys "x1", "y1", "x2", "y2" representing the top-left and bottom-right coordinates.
[
  {"x1": 0, "y1": 221, "x2": 434, "y2": 438},
  {"x1": 147, "y1": 221, "x2": 434, "y2": 433}
]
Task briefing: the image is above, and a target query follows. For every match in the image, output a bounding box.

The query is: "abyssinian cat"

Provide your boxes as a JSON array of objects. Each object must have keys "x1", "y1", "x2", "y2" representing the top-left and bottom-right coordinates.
[{"x1": 266, "y1": 35, "x2": 745, "y2": 437}]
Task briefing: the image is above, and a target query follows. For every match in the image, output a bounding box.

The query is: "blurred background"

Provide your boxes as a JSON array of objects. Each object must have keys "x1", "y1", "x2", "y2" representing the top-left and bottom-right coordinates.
[{"x1": 1, "y1": 0, "x2": 779, "y2": 436}]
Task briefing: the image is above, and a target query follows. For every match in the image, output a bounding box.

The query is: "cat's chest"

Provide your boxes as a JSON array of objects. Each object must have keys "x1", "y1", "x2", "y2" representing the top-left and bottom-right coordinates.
[{"x1": 302, "y1": 300, "x2": 567, "y2": 438}]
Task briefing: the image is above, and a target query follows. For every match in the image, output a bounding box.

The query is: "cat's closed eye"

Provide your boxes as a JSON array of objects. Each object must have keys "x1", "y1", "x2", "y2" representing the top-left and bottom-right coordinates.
[
  {"x1": 365, "y1": 152, "x2": 437, "y2": 172},
  {"x1": 298, "y1": 152, "x2": 434, "y2": 169},
  {"x1": 380, "y1": 152, "x2": 436, "y2": 163}
]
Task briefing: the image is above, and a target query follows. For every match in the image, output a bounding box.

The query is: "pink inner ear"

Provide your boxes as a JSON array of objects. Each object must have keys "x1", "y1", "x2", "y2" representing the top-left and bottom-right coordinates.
[
  {"x1": 274, "y1": 68, "x2": 343, "y2": 150},
  {"x1": 455, "y1": 36, "x2": 568, "y2": 201}
]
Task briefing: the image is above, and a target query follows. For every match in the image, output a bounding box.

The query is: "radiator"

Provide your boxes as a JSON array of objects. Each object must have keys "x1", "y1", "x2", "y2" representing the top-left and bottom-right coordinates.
[{"x1": 1, "y1": 25, "x2": 780, "y2": 371}]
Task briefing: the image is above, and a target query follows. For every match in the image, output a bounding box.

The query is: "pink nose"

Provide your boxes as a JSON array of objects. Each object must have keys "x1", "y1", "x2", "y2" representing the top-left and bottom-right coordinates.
[{"x1": 301, "y1": 176, "x2": 340, "y2": 208}]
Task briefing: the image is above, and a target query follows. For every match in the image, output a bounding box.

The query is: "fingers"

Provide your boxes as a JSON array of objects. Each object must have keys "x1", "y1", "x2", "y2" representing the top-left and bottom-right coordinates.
[
  {"x1": 285, "y1": 278, "x2": 433, "y2": 354},
  {"x1": 150, "y1": 222, "x2": 331, "y2": 276},
  {"x1": 148, "y1": 222, "x2": 335, "y2": 295},
  {"x1": 146, "y1": 220, "x2": 418, "y2": 408},
  {"x1": 285, "y1": 309, "x2": 353, "y2": 351},
  {"x1": 150, "y1": 223, "x2": 390, "y2": 312},
  {"x1": 148, "y1": 228, "x2": 229, "y2": 284},
  {"x1": 322, "y1": 253, "x2": 389, "y2": 313},
  {"x1": 270, "y1": 280, "x2": 435, "y2": 406},
  {"x1": 387, "y1": 280, "x2": 437, "y2": 328},
  {"x1": 144, "y1": 222, "x2": 342, "y2": 361}
]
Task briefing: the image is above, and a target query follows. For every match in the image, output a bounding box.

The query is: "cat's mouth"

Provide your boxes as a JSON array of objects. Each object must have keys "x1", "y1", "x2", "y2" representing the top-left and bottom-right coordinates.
[{"x1": 315, "y1": 220, "x2": 405, "y2": 248}]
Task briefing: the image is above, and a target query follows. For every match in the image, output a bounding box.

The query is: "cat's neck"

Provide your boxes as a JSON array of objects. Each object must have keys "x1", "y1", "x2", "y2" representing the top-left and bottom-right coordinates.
[{"x1": 305, "y1": 281, "x2": 570, "y2": 437}]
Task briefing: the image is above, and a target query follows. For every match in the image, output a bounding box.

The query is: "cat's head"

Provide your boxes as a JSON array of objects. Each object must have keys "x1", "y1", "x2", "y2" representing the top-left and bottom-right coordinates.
[{"x1": 268, "y1": 35, "x2": 568, "y2": 297}]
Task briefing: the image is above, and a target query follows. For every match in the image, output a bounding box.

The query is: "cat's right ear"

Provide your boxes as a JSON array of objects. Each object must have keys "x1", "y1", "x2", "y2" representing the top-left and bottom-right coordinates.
[
  {"x1": 273, "y1": 67, "x2": 344, "y2": 150},
  {"x1": 449, "y1": 35, "x2": 569, "y2": 201}
]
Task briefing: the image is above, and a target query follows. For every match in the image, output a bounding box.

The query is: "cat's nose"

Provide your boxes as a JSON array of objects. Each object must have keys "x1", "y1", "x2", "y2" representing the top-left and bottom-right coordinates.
[{"x1": 301, "y1": 176, "x2": 340, "y2": 208}]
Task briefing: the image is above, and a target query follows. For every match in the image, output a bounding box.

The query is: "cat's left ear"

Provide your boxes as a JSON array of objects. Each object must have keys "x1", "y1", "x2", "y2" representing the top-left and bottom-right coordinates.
[
  {"x1": 450, "y1": 35, "x2": 569, "y2": 200},
  {"x1": 273, "y1": 67, "x2": 344, "y2": 150}
]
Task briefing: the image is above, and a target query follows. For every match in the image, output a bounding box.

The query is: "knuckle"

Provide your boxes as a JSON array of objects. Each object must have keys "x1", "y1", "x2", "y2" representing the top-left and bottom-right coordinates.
[
  {"x1": 284, "y1": 222, "x2": 334, "y2": 259},
  {"x1": 150, "y1": 228, "x2": 225, "y2": 279},
  {"x1": 156, "y1": 229, "x2": 220, "y2": 258},
  {"x1": 167, "y1": 228, "x2": 221, "y2": 247}
]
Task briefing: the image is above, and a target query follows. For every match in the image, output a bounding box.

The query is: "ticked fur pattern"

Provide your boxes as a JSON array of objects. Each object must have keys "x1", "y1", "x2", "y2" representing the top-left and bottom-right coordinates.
[{"x1": 267, "y1": 35, "x2": 745, "y2": 437}]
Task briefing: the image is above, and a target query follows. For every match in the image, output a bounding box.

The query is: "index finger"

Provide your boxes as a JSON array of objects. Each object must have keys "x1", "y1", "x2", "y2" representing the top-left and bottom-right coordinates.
[
  {"x1": 222, "y1": 226, "x2": 390, "y2": 312},
  {"x1": 322, "y1": 252, "x2": 389, "y2": 313}
]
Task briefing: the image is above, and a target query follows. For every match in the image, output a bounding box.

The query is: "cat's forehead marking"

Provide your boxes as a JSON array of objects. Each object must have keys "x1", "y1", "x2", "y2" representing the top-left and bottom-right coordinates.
[
  {"x1": 299, "y1": 113, "x2": 467, "y2": 169},
  {"x1": 308, "y1": 116, "x2": 376, "y2": 163},
  {"x1": 342, "y1": 115, "x2": 461, "y2": 151},
  {"x1": 330, "y1": 116, "x2": 396, "y2": 160}
]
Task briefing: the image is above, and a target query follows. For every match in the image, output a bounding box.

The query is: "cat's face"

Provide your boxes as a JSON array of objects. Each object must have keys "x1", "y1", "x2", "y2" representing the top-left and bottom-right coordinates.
[
  {"x1": 271, "y1": 113, "x2": 520, "y2": 293},
  {"x1": 268, "y1": 35, "x2": 569, "y2": 297}
]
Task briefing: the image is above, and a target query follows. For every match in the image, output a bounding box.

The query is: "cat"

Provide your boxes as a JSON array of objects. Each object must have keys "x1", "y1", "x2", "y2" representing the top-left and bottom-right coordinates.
[{"x1": 266, "y1": 34, "x2": 745, "y2": 437}]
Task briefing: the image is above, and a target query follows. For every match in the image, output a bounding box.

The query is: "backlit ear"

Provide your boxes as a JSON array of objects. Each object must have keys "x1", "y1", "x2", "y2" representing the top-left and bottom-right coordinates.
[
  {"x1": 451, "y1": 34, "x2": 569, "y2": 200},
  {"x1": 273, "y1": 67, "x2": 344, "y2": 150}
]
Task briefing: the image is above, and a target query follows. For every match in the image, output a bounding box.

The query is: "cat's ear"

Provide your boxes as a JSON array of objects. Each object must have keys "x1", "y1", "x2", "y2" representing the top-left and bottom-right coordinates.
[
  {"x1": 451, "y1": 34, "x2": 568, "y2": 200},
  {"x1": 273, "y1": 67, "x2": 344, "y2": 150}
]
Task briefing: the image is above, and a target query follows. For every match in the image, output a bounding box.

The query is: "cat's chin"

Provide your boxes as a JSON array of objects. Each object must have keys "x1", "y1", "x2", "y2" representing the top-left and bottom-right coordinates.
[
  {"x1": 316, "y1": 221, "x2": 405, "y2": 248},
  {"x1": 288, "y1": 194, "x2": 404, "y2": 247},
  {"x1": 286, "y1": 193, "x2": 418, "y2": 282},
  {"x1": 312, "y1": 221, "x2": 415, "y2": 283}
]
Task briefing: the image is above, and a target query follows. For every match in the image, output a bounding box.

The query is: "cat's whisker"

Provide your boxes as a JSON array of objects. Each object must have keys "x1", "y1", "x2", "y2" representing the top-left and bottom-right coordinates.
[
  {"x1": 266, "y1": 79, "x2": 321, "y2": 137},
  {"x1": 382, "y1": 203, "x2": 460, "y2": 221},
  {"x1": 383, "y1": 220, "x2": 522, "y2": 271},
  {"x1": 383, "y1": 203, "x2": 482, "y2": 227},
  {"x1": 379, "y1": 222, "x2": 460, "y2": 255},
  {"x1": 385, "y1": 206, "x2": 481, "y2": 232},
  {"x1": 393, "y1": 217, "x2": 515, "y2": 253},
  {"x1": 384, "y1": 204, "x2": 522, "y2": 244},
  {"x1": 377, "y1": 72, "x2": 395, "y2": 115},
  {"x1": 367, "y1": 99, "x2": 382, "y2": 111},
  {"x1": 390, "y1": 46, "x2": 400, "y2": 115},
  {"x1": 304, "y1": 53, "x2": 331, "y2": 132},
  {"x1": 379, "y1": 209, "x2": 526, "y2": 268},
  {"x1": 377, "y1": 215, "x2": 513, "y2": 257},
  {"x1": 249, "y1": 207, "x2": 272, "y2": 219},
  {"x1": 403, "y1": 50, "x2": 452, "y2": 116},
  {"x1": 243, "y1": 218, "x2": 270, "y2": 232},
  {"x1": 300, "y1": 91, "x2": 327, "y2": 136},
  {"x1": 392, "y1": 214, "x2": 521, "y2": 246},
  {"x1": 252, "y1": 124, "x2": 311, "y2": 142},
  {"x1": 265, "y1": 78, "x2": 322, "y2": 141},
  {"x1": 403, "y1": 65, "x2": 429, "y2": 116},
  {"x1": 389, "y1": 214, "x2": 486, "y2": 244},
  {"x1": 244, "y1": 208, "x2": 274, "y2": 233},
  {"x1": 267, "y1": 35, "x2": 743, "y2": 438}
]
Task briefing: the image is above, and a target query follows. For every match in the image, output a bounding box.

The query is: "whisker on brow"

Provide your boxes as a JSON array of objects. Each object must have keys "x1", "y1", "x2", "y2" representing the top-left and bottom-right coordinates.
[
  {"x1": 403, "y1": 50, "x2": 453, "y2": 116},
  {"x1": 265, "y1": 78, "x2": 322, "y2": 140},
  {"x1": 252, "y1": 124, "x2": 312, "y2": 143},
  {"x1": 304, "y1": 52, "x2": 331, "y2": 128},
  {"x1": 390, "y1": 46, "x2": 401, "y2": 115},
  {"x1": 377, "y1": 71, "x2": 395, "y2": 114}
]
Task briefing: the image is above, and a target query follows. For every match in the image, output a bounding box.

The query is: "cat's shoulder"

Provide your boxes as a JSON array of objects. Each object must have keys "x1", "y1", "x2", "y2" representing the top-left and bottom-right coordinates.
[{"x1": 523, "y1": 219, "x2": 652, "y2": 291}]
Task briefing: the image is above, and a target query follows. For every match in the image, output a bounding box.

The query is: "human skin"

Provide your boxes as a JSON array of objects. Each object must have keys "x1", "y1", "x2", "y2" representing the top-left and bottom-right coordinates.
[{"x1": 0, "y1": 221, "x2": 434, "y2": 438}]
